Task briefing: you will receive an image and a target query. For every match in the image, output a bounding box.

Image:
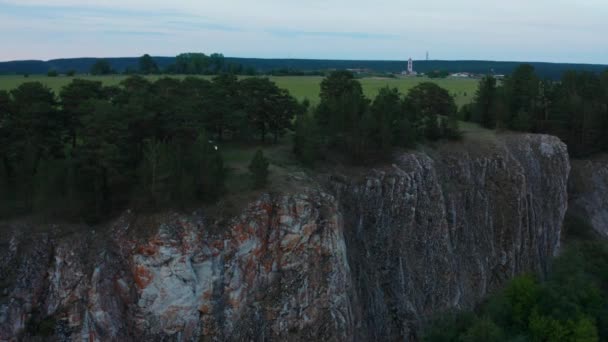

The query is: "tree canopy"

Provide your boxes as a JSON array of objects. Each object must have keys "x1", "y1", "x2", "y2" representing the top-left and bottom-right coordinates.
[
  {"x1": 90, "y1": 59, "x2": 113, "y2": 75},
  {"x1": 0, "y1": 75, "x2": 299, "y2": 222}
]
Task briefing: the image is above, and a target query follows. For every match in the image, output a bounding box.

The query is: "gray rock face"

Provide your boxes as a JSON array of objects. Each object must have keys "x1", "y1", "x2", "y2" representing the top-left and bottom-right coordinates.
[
  {"x1": 569, "y1": 155, "x2": 608, "y2": 237},
  {"x1": 328, "y1": 134, "x2": 570, "y2": 340},
  {"x1": 0, "y1": 134, "x2": 570, "y2": 341}
]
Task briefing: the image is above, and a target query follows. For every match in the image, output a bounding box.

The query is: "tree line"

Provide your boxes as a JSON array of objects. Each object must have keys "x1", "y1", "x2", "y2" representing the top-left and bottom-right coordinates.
[
  {"x1": 0, "y1": 75, "x2": 302, "y2": 222},
  {"x1": 90, "y1": 53, "x2": 257, "y2": 76},
  {"x1": 294, "y1": 70, "x2": 461, "y2": 165},
  {"x1": 463, "y1": 64, "x2": 608, "y2": 157}
]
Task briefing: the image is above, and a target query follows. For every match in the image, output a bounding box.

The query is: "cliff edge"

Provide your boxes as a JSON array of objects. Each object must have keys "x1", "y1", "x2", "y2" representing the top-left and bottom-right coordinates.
[{"x1": 0, "y1": 133, "x2": 570, "y2": 341}]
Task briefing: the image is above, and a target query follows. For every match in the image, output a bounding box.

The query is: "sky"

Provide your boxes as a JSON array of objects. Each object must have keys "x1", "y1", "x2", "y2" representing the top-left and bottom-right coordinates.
[{"x1": 0, "y1": 0, "x2": 607, "y2": 64}]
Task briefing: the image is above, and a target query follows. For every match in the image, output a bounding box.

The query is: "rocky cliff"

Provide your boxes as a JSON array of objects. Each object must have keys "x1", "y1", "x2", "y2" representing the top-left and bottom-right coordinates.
[
  {"x1": 0, "y1": 134, "x2": 570, "y2": 341},
  {"x1": 569, "y1": 155, "x2": 608, "y2": 237}
]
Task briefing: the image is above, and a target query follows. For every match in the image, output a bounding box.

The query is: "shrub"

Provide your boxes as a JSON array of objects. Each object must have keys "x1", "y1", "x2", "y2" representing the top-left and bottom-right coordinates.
[{"x1": 249, "y1": 149, "x2": 269, "y2": 189}]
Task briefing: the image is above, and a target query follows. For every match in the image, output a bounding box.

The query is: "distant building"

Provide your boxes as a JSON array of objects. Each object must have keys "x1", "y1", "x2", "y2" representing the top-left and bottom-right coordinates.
[
  {"x1": 401, "y1": 57, "x2": 417, "y2": 76},
  {"x1": 450, "y1": 72, "x2": 472, "y2": 78}
]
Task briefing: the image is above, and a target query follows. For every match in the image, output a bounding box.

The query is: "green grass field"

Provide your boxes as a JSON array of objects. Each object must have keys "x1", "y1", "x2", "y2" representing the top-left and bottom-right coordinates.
[{"x1": 0, "y1": 75, "x2": 479, "y2": 107}]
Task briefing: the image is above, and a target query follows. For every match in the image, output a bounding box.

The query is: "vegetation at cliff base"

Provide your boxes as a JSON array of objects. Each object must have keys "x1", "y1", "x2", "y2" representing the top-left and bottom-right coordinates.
[{"x1": 422, "y1": 217, "x2": 608, "y2": 342}]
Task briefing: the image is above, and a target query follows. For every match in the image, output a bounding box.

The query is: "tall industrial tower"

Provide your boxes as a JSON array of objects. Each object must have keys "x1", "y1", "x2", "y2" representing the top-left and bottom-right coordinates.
[
  {"x1": 426, "y1": 51, "x2": 429, "y2": 61},
  {"x1": 407, "y1": 58, "x2": 413, "y2": 74}
]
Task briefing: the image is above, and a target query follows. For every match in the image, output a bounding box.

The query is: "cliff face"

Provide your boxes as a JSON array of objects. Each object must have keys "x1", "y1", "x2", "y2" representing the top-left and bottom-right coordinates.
[
  {"x1": 1, "y1": 193, "x2": 353, "y2": 341},
  {"x1": 0, "y1": 134, "x2": 570, "y2": 341},
  {"x1": 328, "y1": 134, "x2": 570, "y2": 340},
  {"x1": 569, "y1": 155, "x2": 608, "y2": 237}
]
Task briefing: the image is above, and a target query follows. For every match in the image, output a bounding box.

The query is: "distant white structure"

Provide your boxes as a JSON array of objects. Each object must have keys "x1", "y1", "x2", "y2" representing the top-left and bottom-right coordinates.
[
  {"x1": 450, "y1": 72, "x2": 471, "y2": 78},
  {"x1": 400, "y1": 57, "x2": 418, "y2": 76}
]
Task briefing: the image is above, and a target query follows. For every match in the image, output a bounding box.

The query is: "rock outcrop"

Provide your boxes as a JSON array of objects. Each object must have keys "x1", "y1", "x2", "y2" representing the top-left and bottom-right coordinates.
[
  {"x1": 328, "y1": 134, "x2": 570, "y2": 340},
  {"x1": 569, "y1": 155, "x2": 608, "y2": 237},
  {"x1": 0, "y1": 134, "x2": 570, "y2": 341}
]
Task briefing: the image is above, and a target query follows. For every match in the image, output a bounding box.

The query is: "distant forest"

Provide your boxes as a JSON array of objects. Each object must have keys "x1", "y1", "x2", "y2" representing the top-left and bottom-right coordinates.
[{"x1": 1, "y1": 56, "x2": 607, "y2": 80}]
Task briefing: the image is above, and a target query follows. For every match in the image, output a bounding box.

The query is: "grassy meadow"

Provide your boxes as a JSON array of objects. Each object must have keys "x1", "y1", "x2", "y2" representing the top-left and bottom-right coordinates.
[{"x1": 0, "y1": 75, "x2": 479, "y2": 107}]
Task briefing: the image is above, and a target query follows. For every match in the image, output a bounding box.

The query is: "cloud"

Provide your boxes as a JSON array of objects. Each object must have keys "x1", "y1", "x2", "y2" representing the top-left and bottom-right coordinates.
[{"x1": 0, "y1": 0, "x2": 606, "y2": 63}]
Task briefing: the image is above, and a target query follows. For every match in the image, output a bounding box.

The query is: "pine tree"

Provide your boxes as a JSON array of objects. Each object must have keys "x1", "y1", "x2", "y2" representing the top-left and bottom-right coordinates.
[
  {"x1": 474, "y1": 75, "x2": 498, "y2": 128},
  {"x1": 249, "y1": 150, "x2": 269, "y2": 189},
  {"x1": 190, "y1": 133, "x2": 224, "y2": 201},
  {"x1": 294, "y1": 112, "x2": 321, "y2": 166},
  {"x1": 512, "y1": 110, "x2": 533, "y2": 132},
  {"x1": 139, "y1": 139, "x2": 173, "y2": 206}
]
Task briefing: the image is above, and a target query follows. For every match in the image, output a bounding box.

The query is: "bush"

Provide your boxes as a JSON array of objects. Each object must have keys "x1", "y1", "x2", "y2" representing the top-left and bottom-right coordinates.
[
  {"x1": 47, "y1": 70, "x2": 58, "y2": 77},
  {"x1": 249, "y1": 149, "x2": 269, "y2": 189},
  {"x1": 423, "y1": 231, "x2": 608, "y2": 341}
]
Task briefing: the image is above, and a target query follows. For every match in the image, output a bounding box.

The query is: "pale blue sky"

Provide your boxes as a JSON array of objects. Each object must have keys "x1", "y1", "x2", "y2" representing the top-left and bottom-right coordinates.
[{"x1": 1, "y1": 0, "x2": 606, "y2": 64}]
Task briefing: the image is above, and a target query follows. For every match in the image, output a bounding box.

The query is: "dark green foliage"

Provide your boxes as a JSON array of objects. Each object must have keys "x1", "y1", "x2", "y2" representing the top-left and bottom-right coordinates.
[
  {"x1": 293, "y1": 112, "x2": 321, "y2": 166},
  {"x1": 465, "y1": 65, "x2": 608, "y2": 157},
  {"x1": 295, "y1": 72, "x2": 458, "y2": 165},
  {"x1": 511, "y1": 110, "x2": 533, "y2": 132},
  {"x1": 138, "y1": 134, "x2": 224, "y2": 207},
  {"x1": 47, "y1": 70, "x2": 58, "y2": 77},
  {"x1": 422, "y1": 311, "x2": 476, "y2": 342},
  {"x1": 2, "y1": 57, "x2": 607, "y2": 79},
  {"x1": 0, "y1": 74, "x2": 302, "y2": 221},
  {"x1": 422, "y1": 216, "x2": 608, "y2": 342},
  {"x1": 504, "y1": 64, "x2": 539, "y2": 122},
  {"x1": 90, "y1": 59, "x2": 112, "y2": 75},
  {"x1": 169, "y1": 53, "x2": 228, "y2": 74},
  {"x1": 73, "y1": 100, "x2": 130, "y2": 220},
  {"x1": 473, "y1": 75, "x2": 498, "y2": 128},
  {"x1": 208, "y1": 74, "x2": 241, "y2": 141},
  {"x1": 426, "y1": 70, "x2": 450, "y2": 78},
  {"x1": 249, "y1": 150, "x2": 269, "y2": 189},
  {"x1": 370, "y1": 87, "x2": 402, "y2": 152},
  {"x1": 240, "y1": 77, "x2": 299, "y2": 143},
  {"x1": 66, "y1": 70, "x2": 76, "y2": 77},
  {"x1": 443, "y1": 116, "x2": 463, "y2": 140},
  {"x1": 425, "y1": 114, "x2": 442, "y2": 141},
  {"x1": 458, "y1": 103, "x2": 474, "y2": 122},
  {"x1": 315, "y1": 72, "x2": 377, "y2": 162},
  {"x1": 60, "y1": 79, "x2": 107, "y2": 148},
  {"x1": 138, "y1": 54, "x2": 159, "y2": 74},
  {"x1": 406, "y1": 82, "x2": 457, "y2": 118},
  {"x1": 459, "y1": 317, "x2": 505, "y2": 342}
]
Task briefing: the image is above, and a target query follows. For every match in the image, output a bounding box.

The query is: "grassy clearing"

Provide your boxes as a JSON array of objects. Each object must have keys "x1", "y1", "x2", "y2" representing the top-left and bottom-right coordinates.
[
  {"x1": 458, "y1": 120, "x2": 497, "y2": 142},
  {"x1": 0, "y1": 75, "x2": 479, "y2": 107},
  {"x1": 220, "y1": 133, "x2": 302, "y2": 194}
]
